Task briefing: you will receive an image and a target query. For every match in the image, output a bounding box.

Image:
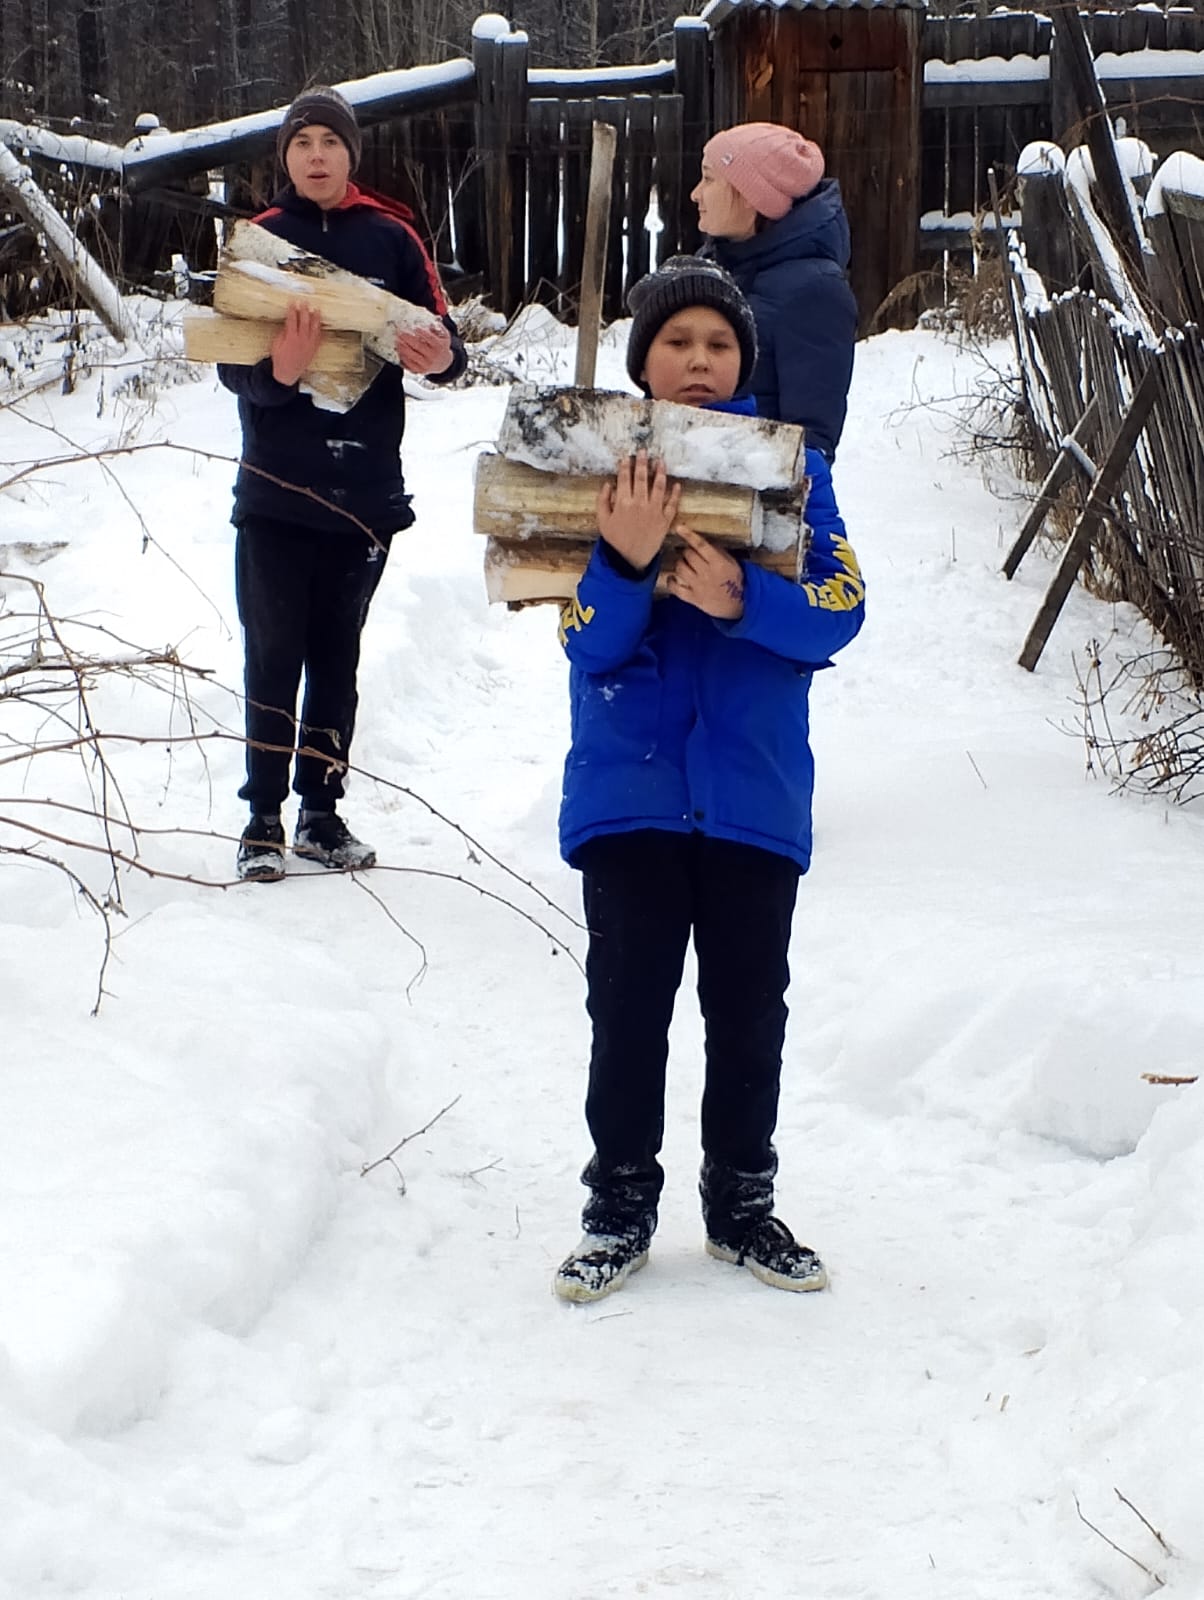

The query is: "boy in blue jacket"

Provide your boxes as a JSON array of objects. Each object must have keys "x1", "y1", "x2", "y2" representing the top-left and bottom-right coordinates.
[
  {"x1": 554, "y1": 257, "x2": 864, "y2": 1303},
  {"x1": 219, "y1": 86, "x2": 466, "y2": 882}
]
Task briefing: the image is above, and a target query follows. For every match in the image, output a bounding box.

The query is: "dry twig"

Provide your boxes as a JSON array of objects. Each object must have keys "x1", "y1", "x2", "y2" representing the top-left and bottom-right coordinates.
[
  {"x1": 360, "y1": 1094, "x2": 462, "y2": 1195},
  {"x1": 1073, "y1": 1493, "x2": 1165, "y2": 1588}
]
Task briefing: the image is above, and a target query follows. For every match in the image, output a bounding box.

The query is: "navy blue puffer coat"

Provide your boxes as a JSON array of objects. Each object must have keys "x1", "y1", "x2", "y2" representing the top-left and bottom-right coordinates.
[{"x1": 706, "y1": 178, "x2": 858, "y2": 460}]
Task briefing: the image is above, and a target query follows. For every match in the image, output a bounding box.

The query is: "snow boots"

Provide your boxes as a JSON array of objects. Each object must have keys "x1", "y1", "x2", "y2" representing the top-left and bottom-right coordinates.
[
  {"x1": 236, "y1": 814, "x2": 287, "y2": 882},
  {"x1": 705, "y1": 1215, "x2": 828, "y2": 1293},
  {"x1": 293, "y1": 810, "x2": 376, "y2": 870},
  {"x1": 553, "y1": 1231, "x2": 651, "y2": 1303}
]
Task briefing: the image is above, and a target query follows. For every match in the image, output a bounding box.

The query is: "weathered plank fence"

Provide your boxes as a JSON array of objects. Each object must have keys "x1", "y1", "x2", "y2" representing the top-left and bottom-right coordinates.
[
  {"x1": 1000, "y1": 118, "x2": 1204, "y2": 682},
  {"x1": 922, "y1": 6, "x2": 1204, "y2": 250}
]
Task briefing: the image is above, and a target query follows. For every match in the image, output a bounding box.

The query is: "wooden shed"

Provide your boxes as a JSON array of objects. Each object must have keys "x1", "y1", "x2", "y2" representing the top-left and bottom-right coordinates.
[{"x1": 701, "y1": 0, "x2": 926, "y2": 332}]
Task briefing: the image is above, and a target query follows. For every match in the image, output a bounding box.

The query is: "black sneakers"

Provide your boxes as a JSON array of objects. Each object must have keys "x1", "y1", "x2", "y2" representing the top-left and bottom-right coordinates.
[
  {"x1": 553, "y1": 1232, "x2": 650, "y2": 1303},
  {"x1": 293, "y1": 811, "x2": 376, "y2": 870},
  {"x1": 706, "y1": 1215, "x2": 828, "y2": 1293},
  {"x1": 236, "y1": 816, "x2": 286, "y2": 883}
]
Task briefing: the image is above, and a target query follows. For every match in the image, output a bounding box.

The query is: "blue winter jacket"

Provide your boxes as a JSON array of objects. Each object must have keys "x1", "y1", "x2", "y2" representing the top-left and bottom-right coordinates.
[
  {"x1": 218, "y1": 183, "x2": 466, "y2": 536},
  {"x1": 558, "y1": 438, "x2": 864, "y2": 873},
  {"x1": 706, "y1": 178, "x2": 858, "y2": 460}
]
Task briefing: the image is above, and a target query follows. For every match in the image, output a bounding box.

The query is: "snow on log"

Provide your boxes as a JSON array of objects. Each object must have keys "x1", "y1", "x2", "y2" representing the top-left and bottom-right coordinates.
[
  {"x1": 217, "y1": 221, "x2": 442, "y2": 365},
  {"x1": 0, "y1": 144, "x2": 128, "y2": 342},
  {"x1": 473, "y1": 453, "x2": 766, "y2": 545},
  {"x1": 182, "y1": 307, "x2": 365, "y2": 376},
  {"x1": 496, "y1": 384, "x2": 807, "y2": 491}
]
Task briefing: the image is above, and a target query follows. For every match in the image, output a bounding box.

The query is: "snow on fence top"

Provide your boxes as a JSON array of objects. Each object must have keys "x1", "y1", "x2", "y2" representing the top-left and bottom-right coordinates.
[
  {"x1": 1146, "y1": 150, "x2": 1204, "y2": 217},
  {"x1": 1, "y1": 59, "x2": 476, "y2": 185},
  {"x1": 924, "y1": 56, "x2": 1050, "y2": 85}
]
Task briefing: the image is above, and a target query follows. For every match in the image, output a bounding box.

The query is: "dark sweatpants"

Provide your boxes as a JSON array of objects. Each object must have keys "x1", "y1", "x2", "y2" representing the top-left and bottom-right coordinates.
[
  {"x1": 235, "y1": 516, "x2": 390, "y2": 814},
  {"x1": 575, "y1": 828, "x2": 801, "y2": 1245}
]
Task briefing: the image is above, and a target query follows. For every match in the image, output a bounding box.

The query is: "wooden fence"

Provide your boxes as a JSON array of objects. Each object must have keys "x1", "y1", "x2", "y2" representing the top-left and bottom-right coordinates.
[
  {"x1": 8, "y1": 8, "x2": 1204, "y2": 324},
  {"x1": 923, "y1": 8, "x2": 1204, "y2": 239},
  {"x1": 1000, "y1": 127, "x2": 1204, "y2": 683}
]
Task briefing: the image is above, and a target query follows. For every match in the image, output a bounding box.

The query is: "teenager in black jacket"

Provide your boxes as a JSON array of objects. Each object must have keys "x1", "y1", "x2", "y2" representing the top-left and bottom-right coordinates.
[{"x1": 219, "y1": 86, "x2": 466, "y2": 882}]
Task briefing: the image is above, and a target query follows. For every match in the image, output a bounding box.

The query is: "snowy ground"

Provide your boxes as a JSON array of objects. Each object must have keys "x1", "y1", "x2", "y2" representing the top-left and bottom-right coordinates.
[{"x1": 1, "y1": 304, "x2": 1201, "y2": 1600}]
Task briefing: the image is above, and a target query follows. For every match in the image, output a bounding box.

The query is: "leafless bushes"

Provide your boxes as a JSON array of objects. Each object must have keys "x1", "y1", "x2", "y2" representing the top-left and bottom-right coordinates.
[
  {"x1": 1075, "y1": 639, "x2": 1204, "y2": 805},
  {"x1": 1, "y1": 567, "x2": 582, "y2": 1014}
]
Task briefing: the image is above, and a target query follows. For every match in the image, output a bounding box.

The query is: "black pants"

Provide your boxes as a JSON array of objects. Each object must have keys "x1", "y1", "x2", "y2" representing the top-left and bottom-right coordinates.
[
  {"x1": 576, "y1": 829, "x2": 800, "y2": 1244},
  {"x1": 234, "y1": 517, "x2": 390, "y2": 813}
]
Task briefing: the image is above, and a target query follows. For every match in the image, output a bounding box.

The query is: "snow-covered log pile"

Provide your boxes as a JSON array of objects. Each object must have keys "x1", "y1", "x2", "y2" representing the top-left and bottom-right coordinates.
[{"x1": 473, "y1": 384, "x2": 811, "y2": 606}]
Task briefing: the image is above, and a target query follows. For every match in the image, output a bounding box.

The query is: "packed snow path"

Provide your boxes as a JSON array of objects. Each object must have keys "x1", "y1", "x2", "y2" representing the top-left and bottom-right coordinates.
[{"x1": 2, "y1": 314, "x2": 1201, "y2": 1599}]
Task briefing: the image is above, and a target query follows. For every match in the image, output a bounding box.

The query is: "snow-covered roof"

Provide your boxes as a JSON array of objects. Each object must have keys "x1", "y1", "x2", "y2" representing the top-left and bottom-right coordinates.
[{"x1": 702, "y1": 0, "x2": 926, "y2": 25}]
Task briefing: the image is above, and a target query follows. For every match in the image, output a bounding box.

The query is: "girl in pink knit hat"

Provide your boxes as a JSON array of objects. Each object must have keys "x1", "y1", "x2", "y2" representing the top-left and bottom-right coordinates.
[{"x1": 693, "y1": 122, "x2": 857, "y2": 461}]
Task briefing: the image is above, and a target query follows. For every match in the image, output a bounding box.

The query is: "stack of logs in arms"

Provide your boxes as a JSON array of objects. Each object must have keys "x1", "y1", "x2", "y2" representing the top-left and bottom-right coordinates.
[{"x1": 185, "y1": 223, "x2": 815, "y2": 607}]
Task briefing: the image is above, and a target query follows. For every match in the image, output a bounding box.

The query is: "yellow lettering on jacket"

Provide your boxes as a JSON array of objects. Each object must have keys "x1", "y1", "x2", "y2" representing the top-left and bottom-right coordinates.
[
  {"x1": 800, "y1": 534, "x2": 865, "y2": 613},
  {"x1": 558, "y1": 593, "x2": 596, "y2": 644}
]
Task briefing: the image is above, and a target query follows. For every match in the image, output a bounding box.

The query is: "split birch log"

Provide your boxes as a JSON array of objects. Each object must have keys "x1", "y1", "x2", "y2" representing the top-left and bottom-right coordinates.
[
  {"x1": 484, "y1": 534, "x2": 802, "y2": 606},
  {"x1": 0, "y1": 145, "x2": 128, "y2": 342},
  {"x1": 182, "y1": 307, "x2": 365, "y2": 376},
  {"x1": 216, "y1": 221, "x2": 443, "y2": 365},
  {"x1": 497, "y1": 384, "x2": 806, "y2": 491},
  {"x1": 474, "y1": 453, "x2": 766, "y2": 546}
]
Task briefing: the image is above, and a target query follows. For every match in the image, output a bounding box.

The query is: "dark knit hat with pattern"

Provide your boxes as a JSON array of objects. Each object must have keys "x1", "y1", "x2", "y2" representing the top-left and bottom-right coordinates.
[
  {"x1": 277, "y1": 86, "x2": 362, "y2": 173},
  {"x1": 625, "y1": 255, "x2": 758, "y2": 395}
]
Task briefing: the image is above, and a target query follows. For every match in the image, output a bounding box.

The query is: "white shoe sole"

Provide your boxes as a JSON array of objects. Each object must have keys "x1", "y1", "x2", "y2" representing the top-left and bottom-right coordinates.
[
  {"x1": 553, "y1": 1248, "x2": 649, "y2": 1304},
  {"x1": 237, "y1": 852, "x2": 286, "y2": 883},
  {"x1": 293, "y1": 843, "x2": 376, "y2": 871},
  {"x1": 705, "y1": 1238, "x2": 828, "y2": 1293}
]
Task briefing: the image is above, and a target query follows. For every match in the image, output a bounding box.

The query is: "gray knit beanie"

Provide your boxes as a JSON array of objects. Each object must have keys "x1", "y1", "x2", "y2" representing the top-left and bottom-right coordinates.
[
  {"x1": 277, "y1": 86, "x2": 362, "y2": 173},
  {"x1": 626, "y1": 256, "x2": 758, "y2": 395}
]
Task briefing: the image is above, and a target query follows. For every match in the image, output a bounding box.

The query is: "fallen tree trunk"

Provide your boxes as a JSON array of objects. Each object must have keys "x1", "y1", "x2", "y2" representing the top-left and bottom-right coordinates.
[
  {"x1": 0, "y1": 145, "x2": 127, "y2": 342},
  {"x1": 182, "y1": 307, "x2": 365, "y2": 375}
]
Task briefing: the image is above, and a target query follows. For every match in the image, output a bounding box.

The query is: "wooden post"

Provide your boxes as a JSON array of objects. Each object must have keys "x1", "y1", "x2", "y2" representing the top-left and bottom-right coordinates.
[
  {"x1": 527, "y1": 97, "x2": 562, "y2": 304},
  {"x1": 596, "y1": 97, "x2": 628, "y2": 322},
  {"x1": 499, "y1": 31, "x2": 529, "y2": 312},
  {"x1": 473, "y1": 17, "x2": 527, "y2": 315},
  {"x1": 474, "y1": 19, "x2": 506, "y2": 312},
  {"x1": 625, "y1": 95, "x2": 655, "y2": 300},
  {"x1": 560, "y1": 99, "x2": 594, "y2": 311},
  {"x1": 574, "y1": 121, "x2": 618, "y2": 389},
  {"x1": 674, "y1": 17, "x2": 711, "y2": 256},
  {"x1": 654, "y1": 93, "x2": 684, "y2": 262},
  {"x1": 1048, "y1": 2, "x2": 1146, "y2": 286},
  {"x1": 1001, "y1": 396, "x2": 1099, "y2": 579},
  {"x1": 1019, "y1": 159, "x2": 1078, "y2": 296},
  {"x1": 1018, "y1": 366, "x2": 1158, "y2": 672},
  {"x1": 989, "y1": 165, "x2": 1036, "y2": 434}
]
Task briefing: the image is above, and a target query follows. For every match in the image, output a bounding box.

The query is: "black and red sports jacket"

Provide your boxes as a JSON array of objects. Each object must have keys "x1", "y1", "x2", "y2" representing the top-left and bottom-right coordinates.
[{"x1": 218, "y1": 182, "x2": 467, "y2": 536}]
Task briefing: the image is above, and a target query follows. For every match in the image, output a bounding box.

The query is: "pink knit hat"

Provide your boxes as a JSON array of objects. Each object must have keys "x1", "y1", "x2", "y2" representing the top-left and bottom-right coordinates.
[{"x1": 702, "y1": 123, "x2": 825, "y2": 221}]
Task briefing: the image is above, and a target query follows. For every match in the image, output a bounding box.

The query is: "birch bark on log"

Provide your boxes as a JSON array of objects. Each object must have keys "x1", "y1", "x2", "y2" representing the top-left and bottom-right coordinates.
[
  {"x1": 497, "y1": 384, "x2": 806, "y2": 490},
  {"x1": 473, "y1": 453, "x2": 765, "y2": 544}
]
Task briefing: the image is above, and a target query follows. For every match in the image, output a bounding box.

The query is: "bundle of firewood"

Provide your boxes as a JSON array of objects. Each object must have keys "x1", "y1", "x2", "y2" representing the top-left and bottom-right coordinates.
[
  {"x1": 473, "y1": 384, "x2": 810, "y2": 606},
  {"x1": 181, "y1": 220, "x2": 443, "y2": 407}
]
